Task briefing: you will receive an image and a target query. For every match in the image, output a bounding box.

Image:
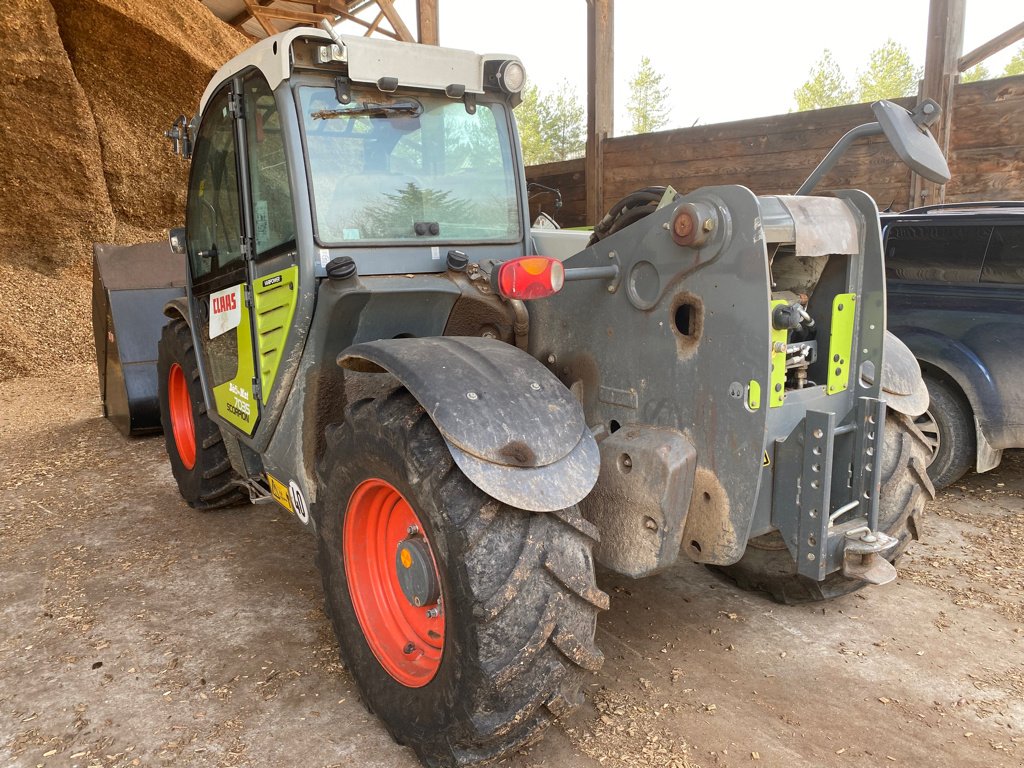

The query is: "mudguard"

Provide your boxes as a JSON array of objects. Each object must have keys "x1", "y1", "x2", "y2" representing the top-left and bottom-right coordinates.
[
  {"x1": 339, "y1": 337, "x2": 600, "y2": 513},
  {"x1": 880, "y1": 331, "x2": 929, "y2": 417},
  {"x1": 163, "y1": 296, "x2": 190, "y2": 321}
]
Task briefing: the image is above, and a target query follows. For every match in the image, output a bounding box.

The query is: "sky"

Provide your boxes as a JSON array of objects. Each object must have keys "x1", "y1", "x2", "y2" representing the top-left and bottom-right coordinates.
[{"x1": 376, "y1": 0, "x2": 1022, "y2": 134}]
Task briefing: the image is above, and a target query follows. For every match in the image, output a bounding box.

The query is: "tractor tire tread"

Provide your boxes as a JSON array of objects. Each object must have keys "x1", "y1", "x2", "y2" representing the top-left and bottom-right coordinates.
[
  {"x1": 158, "y1": 318, "x2": 247, "y2": 512},
  {"x1": 317, "y1": 388, "x2": 605, "y2": 767}
]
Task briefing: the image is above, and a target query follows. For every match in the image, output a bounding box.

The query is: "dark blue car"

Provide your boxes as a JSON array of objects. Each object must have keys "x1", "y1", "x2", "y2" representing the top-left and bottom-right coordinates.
[{"x1": 882, "y1": 202, "x2": 1024, "y2": 488}]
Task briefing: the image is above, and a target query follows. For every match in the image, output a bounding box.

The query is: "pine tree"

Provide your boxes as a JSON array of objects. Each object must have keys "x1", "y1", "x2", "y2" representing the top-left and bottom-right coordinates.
[
  {"x1": 1004, "y1": 44, "x2": 1024, "y2": 77},
  {"x1": 514, "y1": 81, "x2": 585, "y2": 164},
  {"x1": 626, "y1": 56, "x2": 671, "y2": 134},
  {"x1": 856, "y1": 39, "x2": 920, "y2": 102},
  {"x1": 793, "y1": 50, "x2": 855, "y2": 111},
  {"x1": 960, "y1": 64, "x2": 990, "y2": 84}
]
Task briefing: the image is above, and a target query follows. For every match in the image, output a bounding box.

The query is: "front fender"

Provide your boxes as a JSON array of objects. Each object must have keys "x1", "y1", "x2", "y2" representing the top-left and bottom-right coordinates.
[
  {"x1": 890, "y1": 325, "x2": 993, "y2": 419},
  {"x1": 339, "y1": 336, "x2": 599, "y2": 513}
]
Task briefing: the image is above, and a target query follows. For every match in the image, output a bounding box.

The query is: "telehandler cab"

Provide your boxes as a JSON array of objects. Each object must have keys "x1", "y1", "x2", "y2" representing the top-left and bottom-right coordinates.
[{"x1": 126, "y1": 21, "x2": 946, "y2": 767}]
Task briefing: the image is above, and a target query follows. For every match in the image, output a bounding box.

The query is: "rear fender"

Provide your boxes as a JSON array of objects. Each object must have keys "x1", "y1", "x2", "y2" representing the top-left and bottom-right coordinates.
[
  {"x1": 338, "y1": 337, "x2": 599, "y2": 513},
  {"x1": 163, "y1": 296, "x2": 190, "y2": 323}
]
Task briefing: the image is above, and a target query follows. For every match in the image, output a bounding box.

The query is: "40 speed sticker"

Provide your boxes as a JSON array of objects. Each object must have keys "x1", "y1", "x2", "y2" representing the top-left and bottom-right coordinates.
[{"x1": 289, "y1": 481, "x2": 310, "y2": 525}]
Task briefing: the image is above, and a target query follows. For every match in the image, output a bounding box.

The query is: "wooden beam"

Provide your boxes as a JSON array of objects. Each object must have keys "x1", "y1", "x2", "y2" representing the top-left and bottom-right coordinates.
[
  {"x1": 959, "y1": 20, "x2": 1024, "y2": 72},
  {"x1": 365, "y1": 9, "x2": 386, "y2": 37},
  {"x1": 913, "y1": 0, "x2": 964, "y2": 207},
  {"x1": 418, "y1": 0, "x2": 439, "y2": 45},
  {"x1": 586, "y1": 0, "x2": 613, "y2": 224},
  {"x1": 251, "y1": 4, "x2": 400, "y2": 39},
  {"x1": 245, "y1": 0, "x2": 279, "y2": 36},
  {"x1": 230, "y1": 0, "x2": 274, "y2": 28},
  {"x1": 374, "y1": 0, "x2": 415, "y2": 42}
]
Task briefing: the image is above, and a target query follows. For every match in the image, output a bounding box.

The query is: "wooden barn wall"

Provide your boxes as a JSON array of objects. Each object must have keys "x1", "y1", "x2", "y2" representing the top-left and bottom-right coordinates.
[
  {"x1": 945, "y1": 75, "x2": 1024, "y2": 202},
  {"x1": 525, "y1": 74, "x2": 1024, "y2": 228}
]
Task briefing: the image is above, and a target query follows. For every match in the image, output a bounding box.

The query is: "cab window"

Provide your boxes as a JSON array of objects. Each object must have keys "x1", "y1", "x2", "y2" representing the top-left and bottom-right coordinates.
[
  {"x1": 244, "y1": 73, "x2": 296, "y2": 258},
  {"x1": 186, "y1": 85, "x2": 244, "y2": 282},
  {"x1": 297, "y1": 86, "x2": 520, "y2": 245}
]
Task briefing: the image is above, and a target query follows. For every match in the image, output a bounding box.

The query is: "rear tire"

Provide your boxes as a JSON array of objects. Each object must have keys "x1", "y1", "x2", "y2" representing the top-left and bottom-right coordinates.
[
  {"x1": 316, "y1": 388, "x2": 607, "y2": 767},
  {"x1": 916, "y1": 376, "x2": 975, "y2": 490},
  {"x1": 157, "y1": 318, "x2": 246, "y2": 509},
  {"x1": 712, "y1": 412, "x2": 933, "y2": 604}
]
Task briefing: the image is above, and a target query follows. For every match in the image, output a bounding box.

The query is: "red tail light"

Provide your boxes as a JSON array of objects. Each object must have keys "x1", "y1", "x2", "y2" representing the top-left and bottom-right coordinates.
[{"x1": 495, "y1": 256, "x2": 565, "y2": 300}]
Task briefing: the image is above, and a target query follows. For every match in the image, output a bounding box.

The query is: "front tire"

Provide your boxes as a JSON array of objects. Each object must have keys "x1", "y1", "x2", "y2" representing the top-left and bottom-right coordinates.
[
  {"x1": 713, "y1": 412, "x2": 933, "y2": 604},
  {"x1": 316, "y1": 389, "x2": 607, "y2": 767},
  {"x1": 157, "y1": 318, "x2": 246, "y2": 509},
  {"x1": 916, "y1": 376, "x2": 975, "y2": 490}
]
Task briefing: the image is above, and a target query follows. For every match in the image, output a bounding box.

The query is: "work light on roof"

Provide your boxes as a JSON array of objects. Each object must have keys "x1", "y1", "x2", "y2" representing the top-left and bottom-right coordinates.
[{"x1": 497, "y1": 61, "x2": 526, "y2": 93}]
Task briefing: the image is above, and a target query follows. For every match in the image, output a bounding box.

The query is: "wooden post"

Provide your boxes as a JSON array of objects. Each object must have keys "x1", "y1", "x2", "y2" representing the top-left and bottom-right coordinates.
[
  {"x1": 586, "y1": 0, "x2": 613, "y2": 224},
  {"x1": 913, "y1": 0, "x2": 965, "y2": 207},
  {"x1": 417, "y1": 0, "x2": 439, "y2": 45}
]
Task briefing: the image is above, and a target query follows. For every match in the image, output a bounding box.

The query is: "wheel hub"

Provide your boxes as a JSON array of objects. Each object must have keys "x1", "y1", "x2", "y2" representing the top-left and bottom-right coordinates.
[
  {"x1": 396, "y1": 537, "x2": 440, "y2": 608},
  {"x1": 344, "y1": 478, "x2": 445, "y2": 687}
]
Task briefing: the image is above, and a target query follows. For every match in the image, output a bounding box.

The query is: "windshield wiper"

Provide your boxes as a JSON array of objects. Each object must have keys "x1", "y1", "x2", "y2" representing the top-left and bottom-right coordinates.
[{"x1": 312, "y1": 99, "x2": 423, "y2": 120}]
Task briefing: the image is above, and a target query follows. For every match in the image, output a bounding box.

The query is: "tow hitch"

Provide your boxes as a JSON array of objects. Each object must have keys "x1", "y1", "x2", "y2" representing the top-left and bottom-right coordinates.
[{"x1": 841, "y1": 527, "x2": 899, "y2": 585}]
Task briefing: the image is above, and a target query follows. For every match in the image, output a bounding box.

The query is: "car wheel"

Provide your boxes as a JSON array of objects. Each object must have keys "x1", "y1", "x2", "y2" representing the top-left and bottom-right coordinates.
[{"x1": 918, "y1": 376, "x2": 975, "y2": 490}]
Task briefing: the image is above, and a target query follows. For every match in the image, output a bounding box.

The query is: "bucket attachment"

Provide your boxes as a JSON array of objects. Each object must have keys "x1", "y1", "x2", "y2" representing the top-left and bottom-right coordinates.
[{"x1": 92, "y1": 241, "x2": 185, "y2": 436}]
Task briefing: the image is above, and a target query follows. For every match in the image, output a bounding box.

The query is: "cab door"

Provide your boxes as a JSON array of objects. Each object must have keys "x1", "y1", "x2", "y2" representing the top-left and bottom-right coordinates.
[
  {"x1": 238, "y1": 71, "x2": 302, "y2": 434},
  {"x1": 185, "y1": 78, "x2": 263, "y2": 437}
]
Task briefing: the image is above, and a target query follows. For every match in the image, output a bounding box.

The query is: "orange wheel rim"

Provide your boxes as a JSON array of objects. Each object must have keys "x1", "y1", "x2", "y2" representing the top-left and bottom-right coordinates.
[
  {"x1": 344, "y1": 478, "x2": 445, "y2": 687},
  {"x1": 168, "y1": 363, "x2": 196, "y2": 470}
]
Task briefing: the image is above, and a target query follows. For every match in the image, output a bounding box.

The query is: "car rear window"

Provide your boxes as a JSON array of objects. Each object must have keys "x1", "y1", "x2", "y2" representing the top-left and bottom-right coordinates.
[
  {"x1": 885, "y1": 224, "x2": 991, "y2": 282},
  {"x1": 981, "y1": 225, "x2": 1024, "y2": 284}
]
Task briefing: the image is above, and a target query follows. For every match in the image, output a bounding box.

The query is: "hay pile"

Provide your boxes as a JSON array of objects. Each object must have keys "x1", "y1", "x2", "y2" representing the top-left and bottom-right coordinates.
[{"x1": 0, "y1": 0, "x2": 247, "y2": 381}]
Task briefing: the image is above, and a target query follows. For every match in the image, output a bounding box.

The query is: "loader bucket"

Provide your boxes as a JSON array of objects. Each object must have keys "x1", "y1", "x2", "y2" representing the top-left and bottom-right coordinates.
[{"x1": 92, "y1": 241, "x2": 185, "y2": 436}]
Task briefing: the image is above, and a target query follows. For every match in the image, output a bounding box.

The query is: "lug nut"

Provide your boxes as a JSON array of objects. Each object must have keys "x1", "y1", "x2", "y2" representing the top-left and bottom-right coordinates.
[
  {"x1": 403, "y1": 642, "x2": 416, "y2": 654},
  {"x1": 426, "y1": 607, "x2": 440, "y2": 618},
  {"x1": 407, "y1": 525, "x2": 419, "y2": 536}
]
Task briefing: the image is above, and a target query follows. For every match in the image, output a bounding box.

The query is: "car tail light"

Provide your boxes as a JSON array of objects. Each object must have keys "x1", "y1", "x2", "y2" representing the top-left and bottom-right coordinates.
[{"x1": 495, "y1": 257, "x2": 565, "y2": 300}]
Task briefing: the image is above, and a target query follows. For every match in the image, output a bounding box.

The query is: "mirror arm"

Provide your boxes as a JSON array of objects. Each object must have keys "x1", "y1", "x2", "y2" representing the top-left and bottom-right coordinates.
[{"x1": 796, "y1": 122, "x2": 884, "y2": 196}]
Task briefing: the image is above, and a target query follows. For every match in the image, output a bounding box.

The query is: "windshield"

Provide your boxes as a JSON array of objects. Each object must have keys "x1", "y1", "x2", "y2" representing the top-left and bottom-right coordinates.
[{"x1": 298, "y1": 86, "x2": 521, "y2": 245}]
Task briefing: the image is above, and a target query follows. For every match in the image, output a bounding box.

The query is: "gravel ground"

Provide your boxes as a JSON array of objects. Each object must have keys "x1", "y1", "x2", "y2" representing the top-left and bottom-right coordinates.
[{"x1": 1, "y1": 365, "x2": 1021, "y2": 768}]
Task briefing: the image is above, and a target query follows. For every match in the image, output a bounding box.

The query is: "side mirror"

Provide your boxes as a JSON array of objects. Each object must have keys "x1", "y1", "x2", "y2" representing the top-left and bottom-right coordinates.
[
  {"x1": 797, "y1": 99, "x2": 951, "y2": 195},
  {"x1": 871, "y1": 100, "x2": 951, "y2": 184},
  {"x1": 168, "y1": 227, "x2": 187, "y2": 255}
]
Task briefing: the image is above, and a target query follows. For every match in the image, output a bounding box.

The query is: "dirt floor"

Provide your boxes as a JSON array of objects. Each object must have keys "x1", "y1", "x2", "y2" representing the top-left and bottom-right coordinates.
[{"x1": 1, "y1": 366, "x2": 1021, "y2": 768}]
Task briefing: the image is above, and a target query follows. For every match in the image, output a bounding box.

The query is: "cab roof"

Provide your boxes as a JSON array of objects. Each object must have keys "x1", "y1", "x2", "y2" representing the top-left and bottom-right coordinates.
[{"x1": 198, "y1": 28, "x2": 520, "y2": 116}]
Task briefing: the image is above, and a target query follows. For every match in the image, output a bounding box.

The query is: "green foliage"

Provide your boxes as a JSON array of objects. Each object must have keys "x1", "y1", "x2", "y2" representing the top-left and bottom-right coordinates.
[
  {"x1": 856, "y1": 39, "x2": 920, "y2": 102},
  {"x1": 960, "y1": 64, "x2": 990, "y2": 84},
  {"x1": 627, "y1": 56, "x2": 671, "y2": 134},
  {"x1": 1004, "y1": 44, "x2": 1024, "y2": 77},
  {"x1": 515, "y1": 81, "x2": 585, "y2": 165},
  {"x1": 516, "y1": 85, "x2": 548, "y2": 166},
  {"x1": 793, "y1": 50, "x2": 855, "y2": 111}
]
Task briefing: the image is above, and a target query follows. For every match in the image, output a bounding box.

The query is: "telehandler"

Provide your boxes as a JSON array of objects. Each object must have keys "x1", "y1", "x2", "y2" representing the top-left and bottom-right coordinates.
[{"x1": 101, "y1": 20, "x2": 948, "y2": 766}]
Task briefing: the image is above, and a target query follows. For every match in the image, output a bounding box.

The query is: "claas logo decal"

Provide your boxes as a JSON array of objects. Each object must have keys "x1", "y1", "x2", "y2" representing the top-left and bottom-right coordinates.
[
  {"x1": 209, "y1": 284, "x2": 243, "y2": 339},
  {"x1": 212, "y1": 292, "x2": 237, "y2": 314}
]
